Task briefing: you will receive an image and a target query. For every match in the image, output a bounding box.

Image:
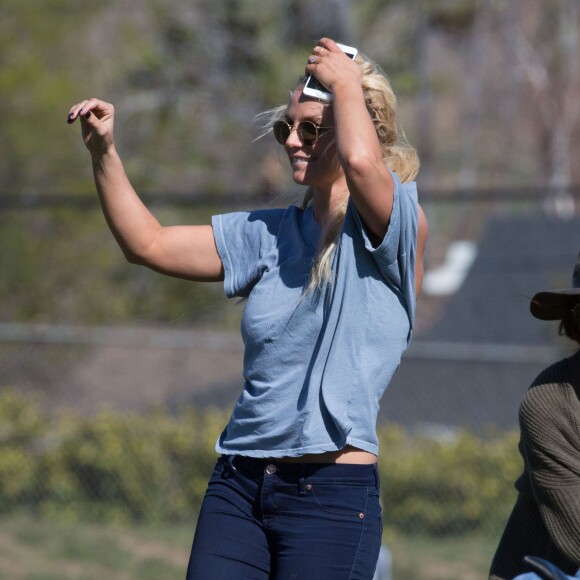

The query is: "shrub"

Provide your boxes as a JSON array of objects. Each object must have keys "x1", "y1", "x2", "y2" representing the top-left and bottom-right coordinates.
[
  {"x1": 0, "y1": 389, "x2": 521, "y2": 535},
  {"x1": 377, "y1": 424, "x2": 521, "y2": 536}
]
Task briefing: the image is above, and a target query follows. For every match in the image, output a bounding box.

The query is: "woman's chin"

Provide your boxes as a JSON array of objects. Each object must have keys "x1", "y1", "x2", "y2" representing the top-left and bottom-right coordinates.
[
  {"x1": 291, "y1": 171, "x2": 309, "y2": 185},
  {"x1": 291, "y1": 166, "x2": 318, "y2": 186}
]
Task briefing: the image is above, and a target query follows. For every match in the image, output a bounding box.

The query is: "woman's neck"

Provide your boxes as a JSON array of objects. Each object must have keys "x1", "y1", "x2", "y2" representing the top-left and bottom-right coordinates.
[{"x1": 311, "y1": 181, "x2": 349, "y2": 226}]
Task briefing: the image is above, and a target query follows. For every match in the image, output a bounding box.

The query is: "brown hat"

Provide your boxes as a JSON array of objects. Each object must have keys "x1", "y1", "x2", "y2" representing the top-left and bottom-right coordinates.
[{"x1": 530, "y1": 251, "x2": 580, "y2": 320}]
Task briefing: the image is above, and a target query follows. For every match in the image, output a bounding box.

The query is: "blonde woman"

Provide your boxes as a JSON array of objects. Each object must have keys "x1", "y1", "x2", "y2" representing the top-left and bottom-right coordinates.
[{"x1": 68, "y1": 38, "x2": 428, "y2": 580}]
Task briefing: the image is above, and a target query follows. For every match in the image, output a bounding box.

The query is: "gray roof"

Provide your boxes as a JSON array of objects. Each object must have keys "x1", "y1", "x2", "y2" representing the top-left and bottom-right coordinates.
[
  {"x1": 381, "y1": 213, "x2": 580, "y2": 432},
  {"x1": 424, "y1": 214, "x2": 580, "y2": 346}
]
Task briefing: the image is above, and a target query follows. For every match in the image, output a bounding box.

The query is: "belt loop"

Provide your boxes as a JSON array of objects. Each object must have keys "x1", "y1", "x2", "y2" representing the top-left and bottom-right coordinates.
[
  {"x1": 298, "y1": 464, "x2": 307, "y2": 496},
  {"x1": 373, "y1": 463, "x2": 380, "y2": 493},
  {"x1": 225, "y1": 455, "x2": 237, "y2": 477}
]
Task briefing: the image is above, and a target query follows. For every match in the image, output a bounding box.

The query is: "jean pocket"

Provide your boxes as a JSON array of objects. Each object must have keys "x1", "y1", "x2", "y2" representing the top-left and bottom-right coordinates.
[{"x1": 309, "y1": 483, "x2": 374, "y2": 519}]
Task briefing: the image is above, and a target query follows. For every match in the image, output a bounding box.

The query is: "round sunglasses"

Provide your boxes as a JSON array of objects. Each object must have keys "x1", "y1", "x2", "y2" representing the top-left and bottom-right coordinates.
[{"x1": 272, "y1": 120, "x2": 334, "y2": 147}]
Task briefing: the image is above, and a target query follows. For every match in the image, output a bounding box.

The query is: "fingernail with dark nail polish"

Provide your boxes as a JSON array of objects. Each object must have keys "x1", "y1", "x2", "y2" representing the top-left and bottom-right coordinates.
[
  {"x1": 67, "y1": 113, "x2": 74, "y2": 124},
  {"x1": 84, "y1": 111, "x2": 91, "y2": 119}
]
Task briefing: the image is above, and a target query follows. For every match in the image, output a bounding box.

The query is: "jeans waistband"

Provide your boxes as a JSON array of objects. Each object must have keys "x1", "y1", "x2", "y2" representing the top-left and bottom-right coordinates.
[{"x1": 221, "y1": 454, "x2": 379, "y2": 485}]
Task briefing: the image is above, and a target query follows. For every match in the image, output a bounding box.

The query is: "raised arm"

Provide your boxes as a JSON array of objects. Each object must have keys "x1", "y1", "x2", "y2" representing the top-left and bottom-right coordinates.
[
  {"x1": 67, "y1": 98, "x2": 223, "y2": 282},
  {"x1": 306, "y1": 38, "x2": 395, "y2": 242},
  {"x1": 306, "y1": 39, "x2": 428, "y2": 294}
]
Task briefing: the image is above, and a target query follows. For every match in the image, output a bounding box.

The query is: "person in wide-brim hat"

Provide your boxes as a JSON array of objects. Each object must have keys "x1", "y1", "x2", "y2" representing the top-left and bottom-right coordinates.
[
  {"x1": 490, "y1": 251, "x2": 580, "y2": 580},
  {"x1": 530, "y1": 250, "x2": 580, "y2": 320}
]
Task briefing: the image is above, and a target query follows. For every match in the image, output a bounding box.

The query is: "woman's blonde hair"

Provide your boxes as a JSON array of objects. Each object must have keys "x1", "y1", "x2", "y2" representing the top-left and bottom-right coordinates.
[{"x1": 259, "y1": 51, "x2": 419, "y2": 291}]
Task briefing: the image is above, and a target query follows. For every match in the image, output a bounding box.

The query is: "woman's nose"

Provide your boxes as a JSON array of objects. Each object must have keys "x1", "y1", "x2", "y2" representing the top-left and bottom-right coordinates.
[{"x1": 285, "y1": 126, "x2": 303, "y2": 148}]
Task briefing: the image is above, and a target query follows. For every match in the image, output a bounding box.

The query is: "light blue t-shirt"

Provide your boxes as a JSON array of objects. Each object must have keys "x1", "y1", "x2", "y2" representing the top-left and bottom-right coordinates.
[
  {"x1": 514, "y1": 574, "x2": 578, "y2": 579},
  {"x1": 211, "y1": 172, "x2": 418, "y2": 457}
]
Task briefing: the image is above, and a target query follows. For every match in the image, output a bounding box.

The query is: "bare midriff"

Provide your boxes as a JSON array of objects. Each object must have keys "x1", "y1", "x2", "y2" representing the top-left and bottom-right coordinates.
[{"x1": 272, "y1": 445, "x2": 377, "y2": 465}]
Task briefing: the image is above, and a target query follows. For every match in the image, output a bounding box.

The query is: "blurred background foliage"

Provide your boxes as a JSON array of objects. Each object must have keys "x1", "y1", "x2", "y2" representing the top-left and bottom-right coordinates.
[
  {"x1": 0, "y1": 389, "x2": 519, "y2": 537},
  {"x1": 4, "y1": 0, "x2": 579, "y2": 197},
  {"x1": 3, "y1": 0, "x2": 580, "y2": 325}
]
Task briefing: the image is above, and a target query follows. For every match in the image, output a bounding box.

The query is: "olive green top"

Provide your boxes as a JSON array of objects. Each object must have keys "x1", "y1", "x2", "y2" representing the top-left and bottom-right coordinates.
[{"x1": 489, "y1": 351, "x2": 580, "y2": 579}]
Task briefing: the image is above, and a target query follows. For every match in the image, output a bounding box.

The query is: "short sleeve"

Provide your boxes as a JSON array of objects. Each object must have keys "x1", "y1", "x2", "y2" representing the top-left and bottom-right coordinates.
[
  {"x1": 212, "y1": 209, "x2": 284, "y2": 298},
  {"x1": 349, "y1": 170, "x2": 419, "y2": 323}
]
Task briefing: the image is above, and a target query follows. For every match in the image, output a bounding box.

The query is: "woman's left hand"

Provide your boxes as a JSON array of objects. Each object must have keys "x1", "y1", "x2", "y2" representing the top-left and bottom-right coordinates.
[{"x1": 305, "y1": 38, "x2": 362, "y2": 94}]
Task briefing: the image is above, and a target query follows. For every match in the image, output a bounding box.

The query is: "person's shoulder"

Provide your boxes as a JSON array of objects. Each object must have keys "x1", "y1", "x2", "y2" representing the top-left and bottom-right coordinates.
[
  {"x1": 520, "y1": 355, "x2": 580, "y2": 428},
  {"x1": 247, "y1": 205, "x2": 301, "y2": 220},
  {"x1": 239, "y1": 205, "x2": 299, "y2": 235},
  {"x1": 530, "y1": 352, "x2": 580, "y2": 388},
  {"x1": 390, "y1": 169, "x2": 417, "y2": 197},
  {"x1": 401, "y1": 178, "x2": 417, "y2": 196}
]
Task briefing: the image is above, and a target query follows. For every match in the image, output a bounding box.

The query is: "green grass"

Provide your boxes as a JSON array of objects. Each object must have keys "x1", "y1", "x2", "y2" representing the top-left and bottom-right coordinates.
[
  {"x1": 0, "y1": 515, "x2": 498, "y2": 579},
  {"x1": 387, "y1": 533, "x2": 497, "y2": 579},
  {"x1": 0, "y1": 516, "x2": 191, "y2": 580}
]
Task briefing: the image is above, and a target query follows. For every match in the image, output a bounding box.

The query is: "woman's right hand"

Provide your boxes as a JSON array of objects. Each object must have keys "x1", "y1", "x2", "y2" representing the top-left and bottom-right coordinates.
[
  {"x1": 66, "y1": 97, "x2": 223, "y2": 282},
  {"x1": 67, "y1": 98, "x2": 115, "y2": 157}
]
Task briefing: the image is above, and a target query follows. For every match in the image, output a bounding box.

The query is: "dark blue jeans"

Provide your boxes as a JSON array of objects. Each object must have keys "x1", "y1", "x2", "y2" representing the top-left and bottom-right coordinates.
[{"x1": 186, "y1": 455, "x2": 382, "y2": 580}]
